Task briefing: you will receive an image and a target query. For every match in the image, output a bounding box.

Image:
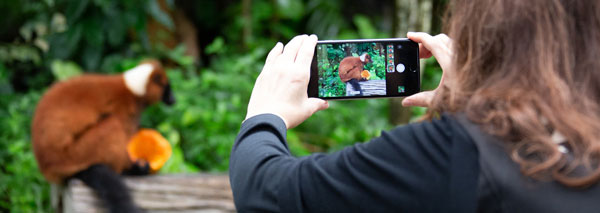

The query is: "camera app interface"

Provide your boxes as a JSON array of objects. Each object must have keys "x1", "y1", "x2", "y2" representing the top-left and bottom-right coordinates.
[{"x1": 315, "y1": 41, "x2": 416, "y2": 98}]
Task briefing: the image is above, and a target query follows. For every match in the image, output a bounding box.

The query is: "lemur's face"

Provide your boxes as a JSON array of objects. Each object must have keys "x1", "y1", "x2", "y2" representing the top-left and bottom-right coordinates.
[
  {"x1": 360, "y1": 53, "x2": 372, "y2": 64},
  {"x1": 123, "y1": 60, "x2": 175, "y2": 106},
  {"x1": 147, "y1": 64, "x2": 175, "y2": 106}
]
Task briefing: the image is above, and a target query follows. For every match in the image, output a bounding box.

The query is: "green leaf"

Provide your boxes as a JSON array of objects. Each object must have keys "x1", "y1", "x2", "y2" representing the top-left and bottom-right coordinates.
[
  {"x1": 159, "y1": 147, "x2": 199, "y2": 173},
  {"x1": 50, "y1": 60, "x2": 82, "y2": 81},
  {"x1": 0, "y1": 63, "x2": 13, "y2": 95},
  {"x1": 277, "y1": 0, "x2": 304, "y2": 20},
  {"x1": 136, "y1": 26, "x2": 151, "y2": 51},
  {"x1": 92, "y1": 0, "x2": 112, "y2": 12},
  {"x1": 205, "y1": 37, "x2": 225, "y2": 55},
  {"x1": 146, "y1": 0, "x2": 174, "y2": 30},
  {"x1": 1, "y1": 45, "x2": 42, "y2": 65},
  {"x1": 287, "y1": 130, "x2": 311, "y2": 156},
  {"x1": 81, "y1": 42, "x2": 103, "y2": 70},
  {"x1": 354, "y1": 15, "x2": 378, "y2": 38},
  {"x1": 47, "y1": 23, "x2": 83, "y2": 59},
  {"x1": 181, "y1": 108, "x2": 202, "y2": 127},
  {"x1": 82, "y1": 16, "x2": 105, "y2": 47},
  {"x1": 165, "y1": 45, "x2": 194, "y2": 67},
  {"x1": 65, "y1": 0, "x2": 90, "y2": 24},
  {"x1": 105, "y1": 13, "x2": 127, "y2": 46}
]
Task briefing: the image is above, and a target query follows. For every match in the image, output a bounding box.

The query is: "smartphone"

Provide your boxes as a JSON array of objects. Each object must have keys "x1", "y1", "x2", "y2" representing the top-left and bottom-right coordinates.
[{"x1": 308, "y1": 38, "x2": 420, "y2": 100}]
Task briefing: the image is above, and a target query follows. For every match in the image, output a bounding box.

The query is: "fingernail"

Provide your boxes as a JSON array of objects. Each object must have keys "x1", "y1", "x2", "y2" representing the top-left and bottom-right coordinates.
[{"x1": 407, "y1": 32, "x2": 415, "y2": 36}]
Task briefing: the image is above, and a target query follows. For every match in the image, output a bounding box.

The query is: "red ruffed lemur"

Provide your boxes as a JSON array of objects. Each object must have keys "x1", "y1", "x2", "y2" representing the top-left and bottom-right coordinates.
[
  {"x1": 338, "y1": 53, "x2": 372, "y2": 96},
  {"x1": 31, "y1": 60, "x2": 174, "y2": 213}
]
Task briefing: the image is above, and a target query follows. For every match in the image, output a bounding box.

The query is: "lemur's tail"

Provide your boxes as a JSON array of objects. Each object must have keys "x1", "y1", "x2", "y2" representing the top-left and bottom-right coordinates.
[
  {"x1": 348, "y1": 79, "x2": 363, "y2": 96},
  {"x1": 73, "y1": 164, "x2": 144, "y2": 213}
]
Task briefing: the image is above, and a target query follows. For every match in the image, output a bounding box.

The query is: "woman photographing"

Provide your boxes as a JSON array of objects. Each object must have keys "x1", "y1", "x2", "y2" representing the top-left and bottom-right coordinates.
[{"x1": 230, "y1": 0, "x2": 600, "y2": 212}]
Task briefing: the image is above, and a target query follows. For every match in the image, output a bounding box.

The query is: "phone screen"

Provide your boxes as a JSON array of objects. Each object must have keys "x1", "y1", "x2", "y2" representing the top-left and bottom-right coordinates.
[{"x1": 308, "y1": 39, "x2": 420, "y2": 100}]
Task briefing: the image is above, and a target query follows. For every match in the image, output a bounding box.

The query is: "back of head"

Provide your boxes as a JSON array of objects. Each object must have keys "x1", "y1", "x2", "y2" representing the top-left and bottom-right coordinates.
[{"x1": 430, "y1": 0, "x2": 600, "y2": 187}]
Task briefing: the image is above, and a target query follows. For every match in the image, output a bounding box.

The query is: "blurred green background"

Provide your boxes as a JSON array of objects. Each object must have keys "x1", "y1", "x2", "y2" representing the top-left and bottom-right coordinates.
[{"x1": 0, "y1": 0, "x2": 446, "y2": 211}]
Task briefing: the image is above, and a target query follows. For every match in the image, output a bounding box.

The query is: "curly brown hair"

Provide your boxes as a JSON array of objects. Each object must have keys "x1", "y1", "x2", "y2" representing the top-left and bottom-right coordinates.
[{"x1": 428, "y1": 0, "x2": 600, "y2": 187}]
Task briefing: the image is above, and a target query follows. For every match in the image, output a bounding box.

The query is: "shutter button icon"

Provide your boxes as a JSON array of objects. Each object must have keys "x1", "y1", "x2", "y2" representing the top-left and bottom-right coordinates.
[{"x1": 396, "y1": 63, "x2": 405, "y2": 73}]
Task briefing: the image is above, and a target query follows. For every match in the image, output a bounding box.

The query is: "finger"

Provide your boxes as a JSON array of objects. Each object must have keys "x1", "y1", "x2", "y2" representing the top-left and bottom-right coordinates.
[
  {"x1": 434, "y1": 34, "x2": 453, "y2": 52},
  {"x1": 280, "y1": 35, "x2": 308, "y2": 63},
  {"x1": 408, "y1": 32, "x2": 433, "y2": 59},
  {"x1": 306, "y1": 98, "x2": 329, "y2": 114},
  {"x1": 258, "y1": 43, "x2": 284, "y2": 80},
  {"x1": 418, "y1": 43, "x2": 433, "y2": 59},
  {"x1": 407, "y1": 32, "x2": 445, "y2": 57},
  {"x1": 436, "y1": 33, "x2": 451, "y2": 44},
  {"x1": 295, "y1": 34, "x2": 318, "y2": 69},
  {"x1": 401, "y1": 91, "x2": 435, "y2": 107},
  {"x1": 407, "y1": 32, "x2": 434, "y2": 45},
  {"x1": 266, "y1": 42, "x2": 284, "y2": 64}
]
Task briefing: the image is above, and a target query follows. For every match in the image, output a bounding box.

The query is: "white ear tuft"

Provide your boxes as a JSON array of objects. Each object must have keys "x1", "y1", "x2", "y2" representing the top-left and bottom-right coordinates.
[
  {"x1": 359, "y1": 53, "x2": 367, "y2": 62},
  {"x1": 123, "y1": 63, "x2": 154, "y2": 96}
]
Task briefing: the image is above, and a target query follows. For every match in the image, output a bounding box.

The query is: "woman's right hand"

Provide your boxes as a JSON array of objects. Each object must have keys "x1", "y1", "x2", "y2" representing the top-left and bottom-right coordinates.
[{"x1": 402, "y1": 32, "x2": 455, "y2": 108}]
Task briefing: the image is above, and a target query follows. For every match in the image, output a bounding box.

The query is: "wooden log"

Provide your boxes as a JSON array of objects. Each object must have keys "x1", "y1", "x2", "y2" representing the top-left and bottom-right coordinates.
[
  {"x1": 60, "y1": 174, "x2": 235, "y2": 213},
  {"x1": 346, "y1": 79, "x2": 386, "y2": 96}
]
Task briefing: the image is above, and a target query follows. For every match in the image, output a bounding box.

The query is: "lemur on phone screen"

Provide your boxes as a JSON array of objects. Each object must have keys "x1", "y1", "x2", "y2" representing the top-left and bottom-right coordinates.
[
  {"x1": 31, "y1": 60, "x2": 174, "y2": 213},
  {"x1": 338, "y1": 53, "x2": 372, "y2": 95}
]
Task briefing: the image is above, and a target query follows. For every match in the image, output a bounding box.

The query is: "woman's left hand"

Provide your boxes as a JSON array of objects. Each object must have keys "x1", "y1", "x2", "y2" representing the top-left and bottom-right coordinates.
[
  {"x1": 402, "y1": 32, "x2": 455, "y2": 108},
  {"x1": 245, "y1": 34, "x2": 329, "y2": 129}
]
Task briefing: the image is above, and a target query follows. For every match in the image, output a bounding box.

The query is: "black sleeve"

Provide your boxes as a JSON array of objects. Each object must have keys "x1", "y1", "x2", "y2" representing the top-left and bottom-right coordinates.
[{"x1": 229, "y1": 113, "x2": 479, "y2": 213}]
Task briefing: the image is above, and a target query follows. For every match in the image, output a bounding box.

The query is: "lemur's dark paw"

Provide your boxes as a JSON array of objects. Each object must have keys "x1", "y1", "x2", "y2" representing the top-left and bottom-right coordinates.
[{"x1": 122, "y1": 160, "x2": 151, "y2": 176}]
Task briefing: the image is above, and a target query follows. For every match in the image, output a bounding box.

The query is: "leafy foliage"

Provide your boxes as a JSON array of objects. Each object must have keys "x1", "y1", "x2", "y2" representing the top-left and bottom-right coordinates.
[
  {"x1": 0, "y1": 0, "x2": 444, "y2": 211},
  {"x1": 140, "y1": 47, "x2": 267, "y2": 172},
  {"x1": 0, "y1": 92, "x2": 51, "y2": 212}
]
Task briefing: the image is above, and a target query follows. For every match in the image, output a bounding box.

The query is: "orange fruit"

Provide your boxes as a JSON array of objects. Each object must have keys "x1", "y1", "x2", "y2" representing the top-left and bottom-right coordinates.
[
  {"x1": 361, "y1": 70, "x2": 371, "y2": 79},
  {"x1": 127, "y1": 129, "x2": 172, "y2": 173}
]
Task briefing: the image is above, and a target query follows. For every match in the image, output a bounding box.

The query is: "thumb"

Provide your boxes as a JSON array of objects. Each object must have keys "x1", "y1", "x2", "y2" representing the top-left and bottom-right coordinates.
[
  {"x1": 402, "y1": 91, "x2": 435, "y2": 107},
  {"x1": 306, "y1": 98, "x2": 329, "y2": 114}
]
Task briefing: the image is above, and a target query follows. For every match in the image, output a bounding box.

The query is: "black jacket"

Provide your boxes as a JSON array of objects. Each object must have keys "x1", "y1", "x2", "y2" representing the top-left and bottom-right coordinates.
[{"x1": 229, "y1": 113, "x2": 600, "y2": 212}]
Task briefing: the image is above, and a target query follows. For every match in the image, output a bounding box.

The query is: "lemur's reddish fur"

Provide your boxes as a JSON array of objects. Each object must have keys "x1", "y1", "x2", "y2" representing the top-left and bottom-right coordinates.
[
  {"x1": 31, "y1": 60, "x2": 169, "y2": 183},
  {"x1": 338, "y1": 53, "x2": 372, "y2": 83}
]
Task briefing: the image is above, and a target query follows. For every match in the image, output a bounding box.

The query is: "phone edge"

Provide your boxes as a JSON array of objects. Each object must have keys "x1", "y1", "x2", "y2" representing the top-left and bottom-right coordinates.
[{"x1": 308, "y1": 38, "x2": 420, "y2": 100}]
